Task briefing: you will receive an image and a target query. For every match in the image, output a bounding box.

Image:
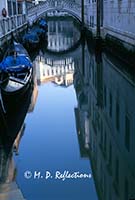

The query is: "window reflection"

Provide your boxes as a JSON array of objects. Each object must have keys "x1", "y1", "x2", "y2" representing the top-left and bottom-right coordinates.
[{"x1": 74, "y1": 41, "x2": 135, "y2": 200}]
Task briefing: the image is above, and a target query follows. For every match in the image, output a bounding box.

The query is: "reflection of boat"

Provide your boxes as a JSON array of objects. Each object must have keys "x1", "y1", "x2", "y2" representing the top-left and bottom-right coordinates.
[
  {"x1": 13, "y1": 123, "x2": 25, "y2": 155},
  {"x1": 28, "y1": 76, "x2": 38, "y2": 112},
  {"x1": 0, "y1": 41, "x2": 33, "y2": 96}
]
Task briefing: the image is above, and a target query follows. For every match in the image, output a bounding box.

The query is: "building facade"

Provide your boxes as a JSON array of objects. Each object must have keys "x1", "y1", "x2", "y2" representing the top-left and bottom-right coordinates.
[{"x1": 84, "y1": 0, "x2": 135, "y2": 48}]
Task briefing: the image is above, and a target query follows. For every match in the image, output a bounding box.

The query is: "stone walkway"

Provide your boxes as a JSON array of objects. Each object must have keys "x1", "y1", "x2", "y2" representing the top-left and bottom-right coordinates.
[{"x1": 0, "y1": 182, "x2": 26, "y2": 200}]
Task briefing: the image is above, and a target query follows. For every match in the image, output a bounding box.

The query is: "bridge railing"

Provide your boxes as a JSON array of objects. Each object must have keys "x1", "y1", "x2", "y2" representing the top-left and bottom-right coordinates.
[
  {"x1": 0, "y1": 14, "x2": 27, "y2": 38},
  {"x1": 28, "y1": 0, "x2": 81, "y2": 23}
]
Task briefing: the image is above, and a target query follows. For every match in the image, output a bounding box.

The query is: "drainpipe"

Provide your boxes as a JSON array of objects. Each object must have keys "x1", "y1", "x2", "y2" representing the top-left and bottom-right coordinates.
[
  {"x1": 11, "y1": 0, "x2": 14, "y2": 16},
  {"x1": 81, "y1": 0, "x2": 84, "y2": 31},
  {"x1": 96, "y1": 0, "x2": 101, "y2": 38},
  {"x1": 22, "y1": 0, "x2": 26, "y2": 15},
  {"x1": 95, "y1": 0, "x2": 102, "y2": 53},
  {"x1": 16, "y1": 0, "x2": 18, "y2": 15}
]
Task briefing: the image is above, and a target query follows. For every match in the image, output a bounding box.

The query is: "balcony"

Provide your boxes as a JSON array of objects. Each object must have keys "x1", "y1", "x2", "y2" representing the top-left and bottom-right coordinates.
[{"x1": 0, "y1": 14, "x2": 27, "y2": 39}]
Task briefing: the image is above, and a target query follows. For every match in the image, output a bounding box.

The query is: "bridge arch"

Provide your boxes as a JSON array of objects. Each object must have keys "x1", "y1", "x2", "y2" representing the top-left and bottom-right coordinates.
[{"x1": 28, "y1": 1, "x2": 82, "y2": 24}]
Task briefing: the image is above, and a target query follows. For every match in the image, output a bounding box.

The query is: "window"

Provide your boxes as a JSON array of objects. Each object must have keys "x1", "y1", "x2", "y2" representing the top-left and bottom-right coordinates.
[
  {"x1": 124, "y1": 178, "x2": 129, "y2": 200},
  {"x1": 92, "y1": 16, "x2": 94, "y2": 27},
  {"x1": 47, "y1": 69, "x2": 50, "y2": 76},
  {"x1": 8, "y1": 1, "x2": 12, "y2": 16},
  {"x1": 104, "y1": 130, "x2": 107, "y2": 153},
  {"x1": 116, "y1": 101, "x2": 120, "y2": 131},
  {"x1": 13, "y1": 2, "x2": 17, "y2": 15},
  {"x1": 109, "y1": 92, "x2": 112, "y2": 117},
  {"x1": 125, "y1": 115, "x2": 130, "y2": 152},
  {"x1": 104, "y1": 85, "x2": 107, "y2": 107},
  {"x1": 115, "y1": 158, "x2": 119, "y2": 184},
  {"x1": 100, "y1": 123, "x2": 103, "y2": 146},
  {"x1": 109, "y1": 142, "x2": 112, "y2": 167}
]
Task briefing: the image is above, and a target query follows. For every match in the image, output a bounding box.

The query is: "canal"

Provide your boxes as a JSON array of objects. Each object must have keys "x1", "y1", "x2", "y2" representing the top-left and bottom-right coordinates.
[{"x1": 0, "y1": 16, "x2": 135, "y2": 200}]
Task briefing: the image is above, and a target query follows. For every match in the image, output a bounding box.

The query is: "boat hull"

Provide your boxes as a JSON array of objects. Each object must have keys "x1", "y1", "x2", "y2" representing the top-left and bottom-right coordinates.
[{"x1": 1, "y1": 68, "x2": 33, "y2": 96}]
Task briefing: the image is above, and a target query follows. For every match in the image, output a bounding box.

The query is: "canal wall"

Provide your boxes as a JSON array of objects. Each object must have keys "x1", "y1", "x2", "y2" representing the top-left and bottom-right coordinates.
[
  {"x1": 84, "y1": 0, "x2": 135, "y2": 56},
  {"x1": 0, "y1": 182, "x2": 26, "y2": 200},
  {"x1": 85, "y1": 27, "x2": 135, "y2": 68}
]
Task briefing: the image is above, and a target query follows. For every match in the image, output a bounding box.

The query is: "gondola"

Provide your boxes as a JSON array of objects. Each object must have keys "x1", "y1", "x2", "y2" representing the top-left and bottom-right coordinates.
[
  {"x1": 39, "y1": 18, "x2": 48, "y2": 32},
  {"x1": 22, "y1": 31, "x2": 40, "y2": 50},
  {"x1": 34, "y1": 27, "x2": 48, "y2": 41},
  {"x1": 0, "y1": 41, "x2": 33, "y2": 97},
  {"x1": 0, "y1": 79, "x2": 33, "y2": 185}
]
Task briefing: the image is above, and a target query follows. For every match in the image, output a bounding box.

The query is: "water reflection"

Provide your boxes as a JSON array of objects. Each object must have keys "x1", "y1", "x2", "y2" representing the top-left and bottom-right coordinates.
[
  {"x1": 0, "y1": 82, "x2": 34, "y2": 199},
  {"x1": 74, "y1": 41, "x2": 135, "y2": 200},
  {"x1": 0, "y1": 16, "x2": 135, "y2": 200},
  {"x1": 34, "y1": 51, "x2": 74, "y2": 86},
  {"x1": 47, "y1": 17, "x2": 81, "y2": 52}
]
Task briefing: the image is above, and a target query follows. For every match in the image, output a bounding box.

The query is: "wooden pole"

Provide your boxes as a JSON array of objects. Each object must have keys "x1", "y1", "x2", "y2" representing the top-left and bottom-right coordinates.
[
  {"x1": 96, "y1": 0, "x2": 101, "y2": 38},
  {"x1": 81, "y1": 0, "x2": 84, "y2": 30}
]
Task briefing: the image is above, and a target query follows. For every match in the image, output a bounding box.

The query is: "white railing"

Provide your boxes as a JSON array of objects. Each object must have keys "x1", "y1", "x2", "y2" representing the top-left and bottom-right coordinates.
[
  {"x1": 28, "y1": 0, "x2": 81, "y2": 24},
  {"x1": 0, "y1": 14, "x2": 27, "y2": 38}
]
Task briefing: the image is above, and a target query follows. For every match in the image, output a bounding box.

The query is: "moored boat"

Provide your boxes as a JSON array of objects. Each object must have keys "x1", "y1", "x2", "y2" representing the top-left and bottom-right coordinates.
[
  {"x1": 0, "y1": 41, "x2": 33, "y2": 97},
  {"x1": 39, "y1": 18, "x2": 48, "y2": 32},
  {"x1": 34, "y1": 27, "x2": 47, "y2": 41},
  {"x1": 23, "y1": 31, "x2": 40, "y2": 50}
]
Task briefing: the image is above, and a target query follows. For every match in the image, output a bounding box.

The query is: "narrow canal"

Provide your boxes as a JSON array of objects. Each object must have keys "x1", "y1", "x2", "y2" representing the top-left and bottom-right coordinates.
[{"x1": 0, "y1": 16, "x2": 135, "y2": 200}]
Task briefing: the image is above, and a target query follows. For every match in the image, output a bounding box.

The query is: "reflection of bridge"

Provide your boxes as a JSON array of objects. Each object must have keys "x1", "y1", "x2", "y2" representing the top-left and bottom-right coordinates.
[
  {"x1": 41, "y1": 43, "x2": 82, "y2": 61},
  {"x1": 28, "y1": 0, "x2": 82, "y2": 24}
]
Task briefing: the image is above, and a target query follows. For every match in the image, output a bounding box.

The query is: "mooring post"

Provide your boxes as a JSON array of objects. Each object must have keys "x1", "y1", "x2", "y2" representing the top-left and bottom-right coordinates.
[
  {"x1": 81, "y1": 0, "x2": 84, "y2": 30},
  {"x1": 96, "y1": 0, "x2": 101, "y2": 38},
  {"x1": 95, "y1": 0, "x2": 102, "y2": 54}
]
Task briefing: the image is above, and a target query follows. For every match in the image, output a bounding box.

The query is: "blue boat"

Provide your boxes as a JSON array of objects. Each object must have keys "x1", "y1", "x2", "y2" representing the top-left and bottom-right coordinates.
[
  {"x1": 34, "y1": 27, "x2": 47, "y2": 40},
  {"x1": 39, "y1": 18, "x2": 48, "y2": 31},
  {"x1": 0, "y1": 41, "x2": 33, "y2": 96},
  {"x1": 23, "y1": 31, "x2": 40, "y2": 49}
]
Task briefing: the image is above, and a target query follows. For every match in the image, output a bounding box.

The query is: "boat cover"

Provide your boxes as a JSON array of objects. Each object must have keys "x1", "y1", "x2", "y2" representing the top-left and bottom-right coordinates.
[
  {"x1": 23, "y1": 33, "x2": 39, "y2": 42},
  {"x1": 0, "y1": 55, "x2": 32, "y2": 72},
  {"x1": 39, "y1": 19, "x2": 47, "y2": 27},
  {"x1": 5, "y1": 43, "x2": 29, "y2": 57},
  {"x1": 34, "y1": 28, "x2": 46, "y2": 35}
]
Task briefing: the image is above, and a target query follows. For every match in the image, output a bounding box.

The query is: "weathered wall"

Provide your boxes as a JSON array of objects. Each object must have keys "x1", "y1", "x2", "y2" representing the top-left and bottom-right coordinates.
[
  {"x1": 84, "y1": 0, "x2": 135, "y2": 47},
  {"x1": 0, "y1": 0, "x2": 8, "y2": 18},
  {"x1": 103, "y1": 0, "x2": 135, "y2": 46}
]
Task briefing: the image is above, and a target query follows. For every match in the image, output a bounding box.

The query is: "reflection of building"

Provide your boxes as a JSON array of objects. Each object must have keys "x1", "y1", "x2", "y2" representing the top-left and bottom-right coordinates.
[
  {"x1": 54, "y1": 72, "x2": 73, "y2": 87},
  {"x1": 13, "y1": 123, "x2": 25, "y2": 155},
  {"x1": 74, "y1": 107, "x2": 90, "y2": 157},
  {"x1": 35, "y1": 54, "x2": 74, "y2": 86},
  {"x1": 47, "y1": 18, "x2": 80, "y2": 52},
  {"x1": 28, "y1": 77, "x2": 38, "y2": 112},
  {"x1": 74, "y1": 43, "x2": 135, "y2": 200}
]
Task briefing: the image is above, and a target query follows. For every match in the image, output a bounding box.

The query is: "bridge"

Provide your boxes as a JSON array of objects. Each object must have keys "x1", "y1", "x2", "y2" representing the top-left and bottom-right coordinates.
[{"x1": 28, "y1": 0, "x2": 82, "y2": 24}]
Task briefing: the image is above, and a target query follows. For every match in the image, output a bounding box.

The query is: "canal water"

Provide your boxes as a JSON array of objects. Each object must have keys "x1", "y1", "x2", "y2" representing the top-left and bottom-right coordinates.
[{"x1": 0, "y1": 16, "x2": 135, "y2": 200}]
